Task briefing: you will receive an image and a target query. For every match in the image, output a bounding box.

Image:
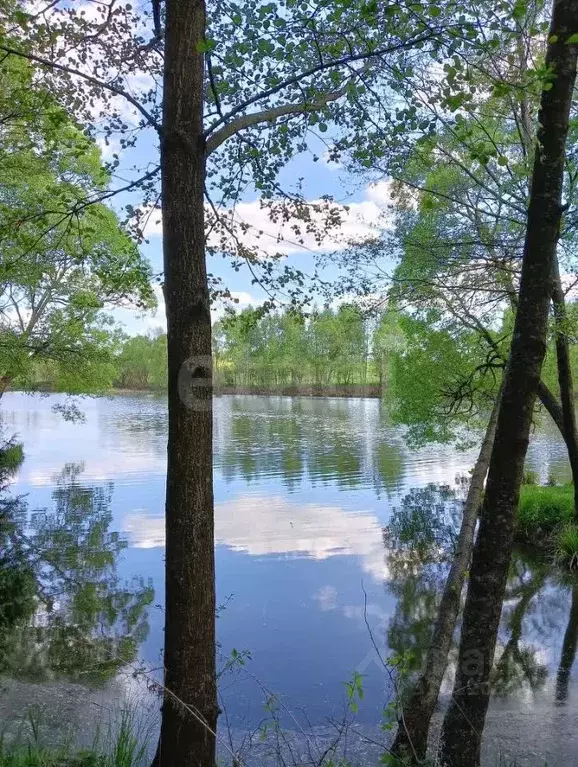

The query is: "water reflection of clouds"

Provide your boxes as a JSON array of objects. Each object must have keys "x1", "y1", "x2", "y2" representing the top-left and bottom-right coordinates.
[
  {"x1": 313, "y1": 585, "x2": 338, "y2": 611},
  {"x1": 19, "y1": 452, "x2": 165, "y2": 488},
  {"x1": 123, "y1": 494, "x2": 389, "y2": 581}
]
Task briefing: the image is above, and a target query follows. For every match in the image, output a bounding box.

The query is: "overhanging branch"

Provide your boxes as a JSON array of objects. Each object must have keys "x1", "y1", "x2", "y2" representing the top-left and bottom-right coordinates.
[
  {"x1": 205, "y1": 30, "x2": 437, "y2": 137},
  {"x1": 206, "y1": 81, "x2": 350, "y2": 155}
]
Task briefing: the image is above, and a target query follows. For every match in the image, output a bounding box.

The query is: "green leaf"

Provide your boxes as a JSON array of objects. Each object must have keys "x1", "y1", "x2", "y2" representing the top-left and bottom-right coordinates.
[{"x1": 567, "y1": 33, "x2": 578, "y2": 44}]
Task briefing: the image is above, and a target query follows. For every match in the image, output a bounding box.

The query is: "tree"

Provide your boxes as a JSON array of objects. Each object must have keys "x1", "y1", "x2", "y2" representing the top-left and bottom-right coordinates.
[
  {"x1": 492, "y1": 558, "x2": 549, "y2": 699},
  {"x1": 0, "y1": 56, "x2": 154, "y2": 397},
  {"x1": 439, "y1": 4, "x2": 578, "y2": 763},
  {"x1": 212, "y1": 305, "x2": 377, "y2": 390},
  {"x1": 328, "y1": 0, "x2": 578, "y2": 503},
  {"x1": 115, "y1": 331, "x2": 167, "y2": 391},
  {"x1": 156, "y1": 3, "x2": 217, "y2": 764},
  {"x1": 0, "y1": 3, "x2": 495, "y2": 764}
]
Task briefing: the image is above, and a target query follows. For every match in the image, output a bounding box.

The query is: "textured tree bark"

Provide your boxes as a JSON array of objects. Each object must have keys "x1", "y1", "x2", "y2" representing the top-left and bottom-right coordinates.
[
  {"x1": 438, "y1": 4, "x2": 578, "y2": 764},
  {"x1": 154, "y1": 1, "x2": 218, "y2": 765},
  {"x1": 391, "y1": 388, "x2": 501, "y2": 764},
  {"x1": 555, "y1": 583, "x2": 578, "y2": 704},
  {"x1": 552, "y1": 258, "x2": 578, "y2": 514}
]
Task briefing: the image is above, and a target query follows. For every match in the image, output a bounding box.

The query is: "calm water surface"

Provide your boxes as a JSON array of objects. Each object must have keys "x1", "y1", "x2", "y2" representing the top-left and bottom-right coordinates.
[{"x1": 1, "y1": 392, "x2": 577, "y2": 764}]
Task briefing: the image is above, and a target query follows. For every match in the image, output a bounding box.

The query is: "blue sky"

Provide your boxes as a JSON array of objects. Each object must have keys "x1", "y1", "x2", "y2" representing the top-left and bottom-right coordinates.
[{"x1": 98, "y1": 108, "x2": 394, "y2": 336}]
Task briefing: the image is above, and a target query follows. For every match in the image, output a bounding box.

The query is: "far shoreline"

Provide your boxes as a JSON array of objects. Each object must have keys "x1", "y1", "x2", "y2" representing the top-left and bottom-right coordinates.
[
  {"x1": 109, "y1": 383, "x2": 383, "y2": 399},
  {"x1": 4, "y1": 384, "x2": 384, "y2": 400}
]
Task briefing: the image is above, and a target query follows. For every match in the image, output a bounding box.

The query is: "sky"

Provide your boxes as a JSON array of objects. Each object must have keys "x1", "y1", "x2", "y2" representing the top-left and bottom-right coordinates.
[
  {"x1": 60, "y1": 0, "x2": 399, "y2": 337},
  {"x1": 106, "y1": 133, "x2": 396, "y2": 336}
]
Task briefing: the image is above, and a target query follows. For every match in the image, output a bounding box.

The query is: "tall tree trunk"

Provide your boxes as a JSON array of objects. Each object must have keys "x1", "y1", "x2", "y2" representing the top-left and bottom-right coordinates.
[
  {"x1": 391, "y1": 388, "x2": 501, "y2": 764},
  {"x1": 552, "y1": 257, "x2": 578, "y2": 513},
  {"x1": 438, "y1": 6, "x2": 578, "y2": 765},
  {"x1": 555, "y1": 583, "x2": 578, "y2": 704},
  {"x1": 155, "y1": 1, "x2": 217, "y2": 765}
]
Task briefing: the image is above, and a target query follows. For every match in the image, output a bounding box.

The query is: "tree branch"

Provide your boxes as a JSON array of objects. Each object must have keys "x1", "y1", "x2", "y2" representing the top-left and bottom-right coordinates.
[
  {"x1": 205, "y1": 31, "x2": 437, "y2": 137},
  {"x1": 206, "y1": 81, "x2": 350, "y2": 155},
  {"x1": 0, "y1": 44, "x2": 161, "y2": 132}
]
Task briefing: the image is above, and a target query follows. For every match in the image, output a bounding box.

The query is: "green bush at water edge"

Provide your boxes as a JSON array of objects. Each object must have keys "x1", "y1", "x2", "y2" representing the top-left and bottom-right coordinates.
[
  {"x1": 516, "y1": 484, "x2": 575, "y2": 538},
  {"x1": 515, "y1": 484, "x2": 578, "y2": 569}
]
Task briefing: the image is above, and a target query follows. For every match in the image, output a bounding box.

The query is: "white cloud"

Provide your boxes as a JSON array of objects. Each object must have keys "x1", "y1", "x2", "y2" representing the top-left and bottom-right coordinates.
[
  {"x1": 365, "y1": 180, "x2": 394, "y2": 206},
  {"x1": 143, "y1": 284, "x2": 166, "y2": 329},
  {"x1": 141, "y1": 206, "x2": 163, "y2": 237},
  {"x1": 561, "y1": 272, "x2": 578, "y2": 298},
  {"x1": 228, "y1": 290, "x2": 256, "y2": 307},
  {"x1": 211, "y1": 290, "x2": 260, "y2": 320},
  {"x1": 140, "y1": 183, "x2": 394, "y2": 257},
  {"x1": 220, "y1": 197, "x2": 384, "y2": 256},
  {"x1": 314, "y1": 585, "x2": 338, "y2": 611},
  {"x1": 113, "y1": 283, "x2": 166, "y2": 334},
  {"x1": 123, "y1": 493, "x2": 390, "y2": 581},
  {"x1": 114, "y1": 284, "x2": 262, "y2": 333},
  {"x1": 96, "y1": 136, "x2": 121, "y2": 161}
]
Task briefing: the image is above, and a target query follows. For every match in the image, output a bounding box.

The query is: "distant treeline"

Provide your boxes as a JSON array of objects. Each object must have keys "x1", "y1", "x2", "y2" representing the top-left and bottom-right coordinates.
[{"x1": 113, "y1": 305, "x2": 394, "y2": 393}]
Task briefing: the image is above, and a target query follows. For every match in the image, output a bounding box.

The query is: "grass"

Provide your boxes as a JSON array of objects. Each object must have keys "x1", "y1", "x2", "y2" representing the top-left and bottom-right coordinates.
[
  {"x1": 554, "y1": 522, "x2": 578, "y2": 570},
  {"x1": 0, "y1": 745, "x2": 103, "y2": 766},
  {"x1": 516, "y1": 484, "x2": 575, "y2": 539},
  {"x1": 0, "y1": 707, "x2": 152, "y2": 767},
  {"x1": 514, "y1": 483, "x2": 578, "y2": 570}
]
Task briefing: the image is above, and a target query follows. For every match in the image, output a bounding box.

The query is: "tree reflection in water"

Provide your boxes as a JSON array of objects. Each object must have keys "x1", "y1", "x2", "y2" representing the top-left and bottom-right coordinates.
[
  {"x1": 384, "y1": 484, "x2": 573, "y2": 704},
  {"x1": 216, "y1": 396, "x2": 406, "y2": 495},
  {"x1": 0, "y1": 442, "x2": 153, "y2": 686},
  {"x1": 555, "y1": 580, "x2": 578, "y2": 704}
]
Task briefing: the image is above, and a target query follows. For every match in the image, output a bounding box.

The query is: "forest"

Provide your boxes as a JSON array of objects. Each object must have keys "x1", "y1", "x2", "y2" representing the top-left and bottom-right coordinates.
[{"x1": 2, "y1": 0, "x2": 578, "y2": 766}]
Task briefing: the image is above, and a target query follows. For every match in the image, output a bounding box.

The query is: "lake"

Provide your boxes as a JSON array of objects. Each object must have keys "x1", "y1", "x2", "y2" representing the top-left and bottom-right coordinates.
[{"x1": 1, "y1": 392, "x2": 577, "y2": 765}]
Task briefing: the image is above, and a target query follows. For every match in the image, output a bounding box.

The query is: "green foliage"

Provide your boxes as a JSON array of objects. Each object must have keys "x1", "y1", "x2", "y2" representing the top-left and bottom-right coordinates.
[
  {"x1": 343, "y1": 671, "x2": 364, "y2": 714},
  {"x1": 388, "y1": 484, "x2": 460, "y2": 560},
  {"x1": 114, "y1": 331, "x2": 167, "y2": 391},
  {"x1": 213, "y1": 304, "x2": 377, "y2": 389},
  {"x1": 522, "y1": 470, "x2": 539, "y2": 486},
  {"x1": 388, "y1": 315, "x2": 497, "y2": 446},
  {"x1": 0, "y1": 440, "x2": 24, "y2": 484},
  {"x1": 0, "y1": 0, "x2": 489, "y2": 305},
  {"x1": 385, "y1": 485, "x2": 460, "y2": 697},
  {"x1": 0, "y1": 746, "x2": 100, "y2": 766},
  {"x1": 111, "y1": 305, "x2": 392, "y2": 393},
  {"x1": 0, "y1": 55, "x2": 154, "y2": 397},
  {"x1": 335, "y1": 5, "x2": 578, "y2": 453},
  {"x1": 516, "y1": 485, "x2": 575, "y2": 538}
]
